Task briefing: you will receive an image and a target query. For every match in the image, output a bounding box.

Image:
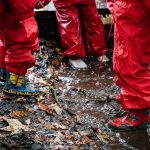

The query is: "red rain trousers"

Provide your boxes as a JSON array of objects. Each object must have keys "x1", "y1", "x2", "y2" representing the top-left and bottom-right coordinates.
[
  {"x1": 107, "y1": 0, "x2": 150, "y2": 110},
  {"x1": 0, "y1": 0, "x2": 39, "y2": 75},
  {"x1": 53, "y1": 0, "x2": 107, "y2": 58}
]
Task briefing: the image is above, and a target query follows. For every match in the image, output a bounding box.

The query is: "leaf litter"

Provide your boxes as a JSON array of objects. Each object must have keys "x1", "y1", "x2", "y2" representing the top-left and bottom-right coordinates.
[{"x1": 0, "y1": 38, "x2": 148, "y2": 150}]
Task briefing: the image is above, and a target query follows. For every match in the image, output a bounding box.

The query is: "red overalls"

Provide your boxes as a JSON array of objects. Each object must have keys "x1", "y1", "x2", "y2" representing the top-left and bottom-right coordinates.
[
  {"x1": 107, "y1": 0, "x2": 150, "y2": 110},
  {"x1": 53, "y1": 0, "x2": 107, "y2": 58},
  {"x1": 0, "y1": 0, "x2": 39, "y2": 75}
]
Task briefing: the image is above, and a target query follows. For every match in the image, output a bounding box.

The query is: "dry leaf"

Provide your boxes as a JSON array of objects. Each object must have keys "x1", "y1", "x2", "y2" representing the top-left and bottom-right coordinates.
[
  {"x1": 96, "y1": 132, "x2": 110, "y2": 144},
  {"x1": 52, "y1": 122, "x2": 67, "y2": 130},
  {"x1": 0, "y1": 116, "x2": 33, "y2": 134},
  {"x1": 36, "y1": 95, "x2": 45, "y2": 102},
  {"x1": 78, "y1": 130, "x2": 91, "y2": 136},
  {"x1": 52, "y1": 104, "x2": 63, "y2": 115},
  {"x1": 55, "y1": 47, "x2": 62, "y2": 55},
  {"x1": 38, "y1": 119, "x2": 67, "y2": 130},
  {"x1": 25, "y1": 119, "x2": 31, "y2": 125},
  {"x1": 11, "y1": 110, "x2": 28, "y2": 119},
  {"x1": 38, "y1": 118, "x2": 54, "y2": 130},
  {"x1": 81, "y1": 136, "x2": 95, "y2": 145},
  {"x1": 51, "y1": 59, "x2": 60, "y2": 67},
  {"x1": 48, "y1": 65, "x2": 59, "y2": 79},
  {"x1": 38, "y1": 102, "x2": 53, "y2": 115}
]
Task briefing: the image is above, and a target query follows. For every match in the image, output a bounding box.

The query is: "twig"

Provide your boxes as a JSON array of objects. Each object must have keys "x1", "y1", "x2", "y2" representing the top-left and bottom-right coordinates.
[{"x1": 50, "y1": 88, "x2": 76, "y2": 116}]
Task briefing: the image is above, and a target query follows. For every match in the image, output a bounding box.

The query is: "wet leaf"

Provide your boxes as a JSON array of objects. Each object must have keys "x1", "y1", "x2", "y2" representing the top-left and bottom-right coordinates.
[
  {"x1": 38, "y1": 118, "x2": 55, "y2": 130},
  {"x1": 35, "y1": 95, "x2": 45, "y2": 102},
  {"x1": 52, "y1": 104, "x2": 63, "y2": 115},
  {"x1": 25, "y1": 119, "x2": 31, "y2": 125},
  {"x1": 55, "y1": 47, "x2": 62, "y2": 55},
  {"x1": 78, "y1": 130, "x2": 91, "y2": 136},
  {"x1": 16, "y1": 97, "x2": 26, "y2": 103},
  {"x1": 51, "y1": 59, "x2": 60, "y2": 67},
  {"x1": 11, "y1": 110, "x2": 28, "y2": 119},
  {"x1": 53, "y1": 136, "x2": 62, "y2": 144},
  {"x1": 38, "y1": 102, "x2": 53, "y2": 115},
  {"x1": 48, "y1": 65, "x2": 59, "y2": 79},
  {"x1": 38, "y1": 118, "x2": 67, "y2": 130},
  {"x1": 39, "y1": 54, "x2": 46, "y2": 59},
  {"x1": 96, "y1": 132, "x2": 110, "y2": 144},
  {"x1": 81, "y1": 135, "x2": 95, "y2": 145},
  {"x1": 0, "y1": 116, "x2": 33, "y2": 134},
  {"x1": 52, "y1": 122, "x2": 67, "y2": 130}
]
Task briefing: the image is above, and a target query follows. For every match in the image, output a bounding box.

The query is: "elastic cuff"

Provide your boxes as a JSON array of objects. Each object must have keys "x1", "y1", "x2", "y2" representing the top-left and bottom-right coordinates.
[
  {"x1": 6, "y1": 66, "x2": 27, "y2": 75},
  {"x1": 0, "y1": 62, "x2": 6, "y2": 69}
]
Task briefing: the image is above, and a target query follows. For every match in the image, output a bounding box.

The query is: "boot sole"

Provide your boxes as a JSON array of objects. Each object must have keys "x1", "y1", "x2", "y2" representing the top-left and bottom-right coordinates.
[
  {"x1": 2, "y1": 94, "x2": 18, "y2": 100},
  {"x1": 4, "y1": 89, "x2": 39, "y2": 97},
  {"x1": 107, "y1": 122, "x2": 150, "y2": 132}
]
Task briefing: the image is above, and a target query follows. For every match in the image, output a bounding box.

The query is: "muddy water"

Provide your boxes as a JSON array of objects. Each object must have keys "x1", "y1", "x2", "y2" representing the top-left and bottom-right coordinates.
[
  {"x1": 57, "y1": 61, "x2": 150, "y2": 150},
  {"x1": 0, "y1": 48, "x2": 149, "y2": 149}
]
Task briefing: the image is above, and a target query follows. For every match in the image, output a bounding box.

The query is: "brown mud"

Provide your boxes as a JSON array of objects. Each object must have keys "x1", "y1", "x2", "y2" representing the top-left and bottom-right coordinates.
[{"x1": 0, "y1": 40, "x2": 149, "y2": 150}]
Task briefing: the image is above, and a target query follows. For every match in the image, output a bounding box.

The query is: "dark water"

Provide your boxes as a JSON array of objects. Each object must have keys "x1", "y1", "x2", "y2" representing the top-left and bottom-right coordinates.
[
  {"x1": 0, "y1": 45, "x2": 149, "y2": 149},
  {"x1": 56, "y1": 60, "x2": 150, "y2": 150}
]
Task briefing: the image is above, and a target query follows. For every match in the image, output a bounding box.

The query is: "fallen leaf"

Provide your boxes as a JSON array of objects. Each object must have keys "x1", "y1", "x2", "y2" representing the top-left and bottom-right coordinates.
[
  {"x1": 38, "y1": 102, "x2": 53, "y2": 115},
  {"x1": 53, "y1": 136, "x2": 61, "y2": 143},
  {"x1": 38, "y1": 118, "x2": 54, "y2": 130},
  {"x1": 51, "y1": 59, "x2": 60, "y2": 67},
  {"x1": 81, "y1": 135, "x2": 95, "y2": 145},
  {"x1": 55, "y1": 47, "x2": 62, "y2": 55},
  {"x1": 38, "y1": 119, "x2": 67, "y2": 130},
  {"x1": 48, "y1": 65, "x2": 59, "y2": 79},
  {"x1": 52, "y1": 104, "x2": 63, "y2": 115},
  {"x1": 0, "y1": 116, "x2": 33, "y2": 134},
  {"x1": 52, "y1": 122, "x2": 67, "y2": 130},
  {"x1": 16, "y1": 97, "x2": 26, "y2": 103},
  {"x1": 96, "y1": 132, "x2": 110, "y2": 144},
  {"x1": 25, "y1": 119, "x2": 31, "y2": 125},
  {"x1": 36, "y1": 95, "x2": 45, "y2": 102},
  {"x1": 78, "y1": 130, "x2": 91, "y2": 136},
  {"x1": 11, "y1": 110, "x2": 28, "y2": 119}
]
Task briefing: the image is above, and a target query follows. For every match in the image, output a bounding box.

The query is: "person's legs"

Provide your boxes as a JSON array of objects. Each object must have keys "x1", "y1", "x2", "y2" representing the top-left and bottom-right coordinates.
[
  {"x1": 54, "y1": 3, "x2": 86, "y2": 58},
  {"x1": 0, "y1": 32, "x2": 6, "y2": 82},
  {"x1": 79, "y1": 0, "x2": 107, "y2": 57},
  {"x1": 108, "y1": 0, "x2": 150, "y2": 130},
  {"x1": 2, "y1": 15, "x2": 39, "y2": 96},
  {"x1": 5, "y1": 17, "x2": 39, "y2": 75}
]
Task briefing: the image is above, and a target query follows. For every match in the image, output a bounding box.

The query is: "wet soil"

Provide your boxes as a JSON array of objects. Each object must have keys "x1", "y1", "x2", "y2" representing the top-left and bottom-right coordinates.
[{"x1": 0, "y1": 41, "x2": 149, "y2": 150}]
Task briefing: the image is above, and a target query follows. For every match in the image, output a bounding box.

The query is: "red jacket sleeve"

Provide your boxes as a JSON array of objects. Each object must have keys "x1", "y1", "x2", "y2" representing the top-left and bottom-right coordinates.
[{"x1": 143, "y1": 0, "x2": 150, "y2": 12}]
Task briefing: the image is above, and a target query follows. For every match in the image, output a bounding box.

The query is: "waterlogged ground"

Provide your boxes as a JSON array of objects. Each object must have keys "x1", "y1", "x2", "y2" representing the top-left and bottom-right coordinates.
[{"x1": 0, "y1": 40, "x2": 149, "y2": 150}]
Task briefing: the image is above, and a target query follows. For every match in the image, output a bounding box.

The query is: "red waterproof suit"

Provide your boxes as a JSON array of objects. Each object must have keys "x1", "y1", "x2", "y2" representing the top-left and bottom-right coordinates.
[
  {"x1": 53, "y1": 0, "x2": 107, "y2": 58},
  {"x1": 107, "y1": 0, "x2": 150, "y2": 110},
  {"x1": 0, "y1": 0, "x2": 39, "y2": 75}
]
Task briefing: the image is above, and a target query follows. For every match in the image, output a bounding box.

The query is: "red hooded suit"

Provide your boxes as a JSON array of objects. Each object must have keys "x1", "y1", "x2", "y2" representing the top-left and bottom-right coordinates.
[
  {"x1": 53, "y1": 0, "x2": 107, "y2": 58},
  {"x1": 107, "y1": 0, "x2": 150, "y2": 110},
  {"x1": 0, "y1": 0, "x2": 39, "y2": 75}
]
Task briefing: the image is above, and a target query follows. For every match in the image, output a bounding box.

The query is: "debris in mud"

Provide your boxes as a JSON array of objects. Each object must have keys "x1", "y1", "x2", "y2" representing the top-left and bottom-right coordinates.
[
  {"x1": 11, "y1": 110, "x2": 28, "y2": 119},
  {"x1": 0, "y1": 133, "x2": 44, "y2": 150},
  {"x1": 0, "y1": 101, "x2": 26, "y2": 116},
  {"x1": 0, "y1": 38, "x2": 149, "y2": 150},
  {"x1": 0, "y1": 116, "x2": 33, "y2": 135}
]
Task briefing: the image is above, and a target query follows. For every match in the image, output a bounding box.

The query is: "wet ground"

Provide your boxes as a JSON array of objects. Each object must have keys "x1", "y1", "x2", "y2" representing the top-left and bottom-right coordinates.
[{"x1": 0, "y1": 40, "x2": 150, "y2": 150}]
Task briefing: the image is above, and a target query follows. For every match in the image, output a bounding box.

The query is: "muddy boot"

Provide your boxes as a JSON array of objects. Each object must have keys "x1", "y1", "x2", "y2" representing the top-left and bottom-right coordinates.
[
  {"x1": 108, "y1": 110, "x2": 150, "y2": 131},
  {"x1": 0, "y1": 68, "x2": 6, "y2": 83},
  {"x1": 3, "y1": 72, "x2": 39, "y2": 97}
]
